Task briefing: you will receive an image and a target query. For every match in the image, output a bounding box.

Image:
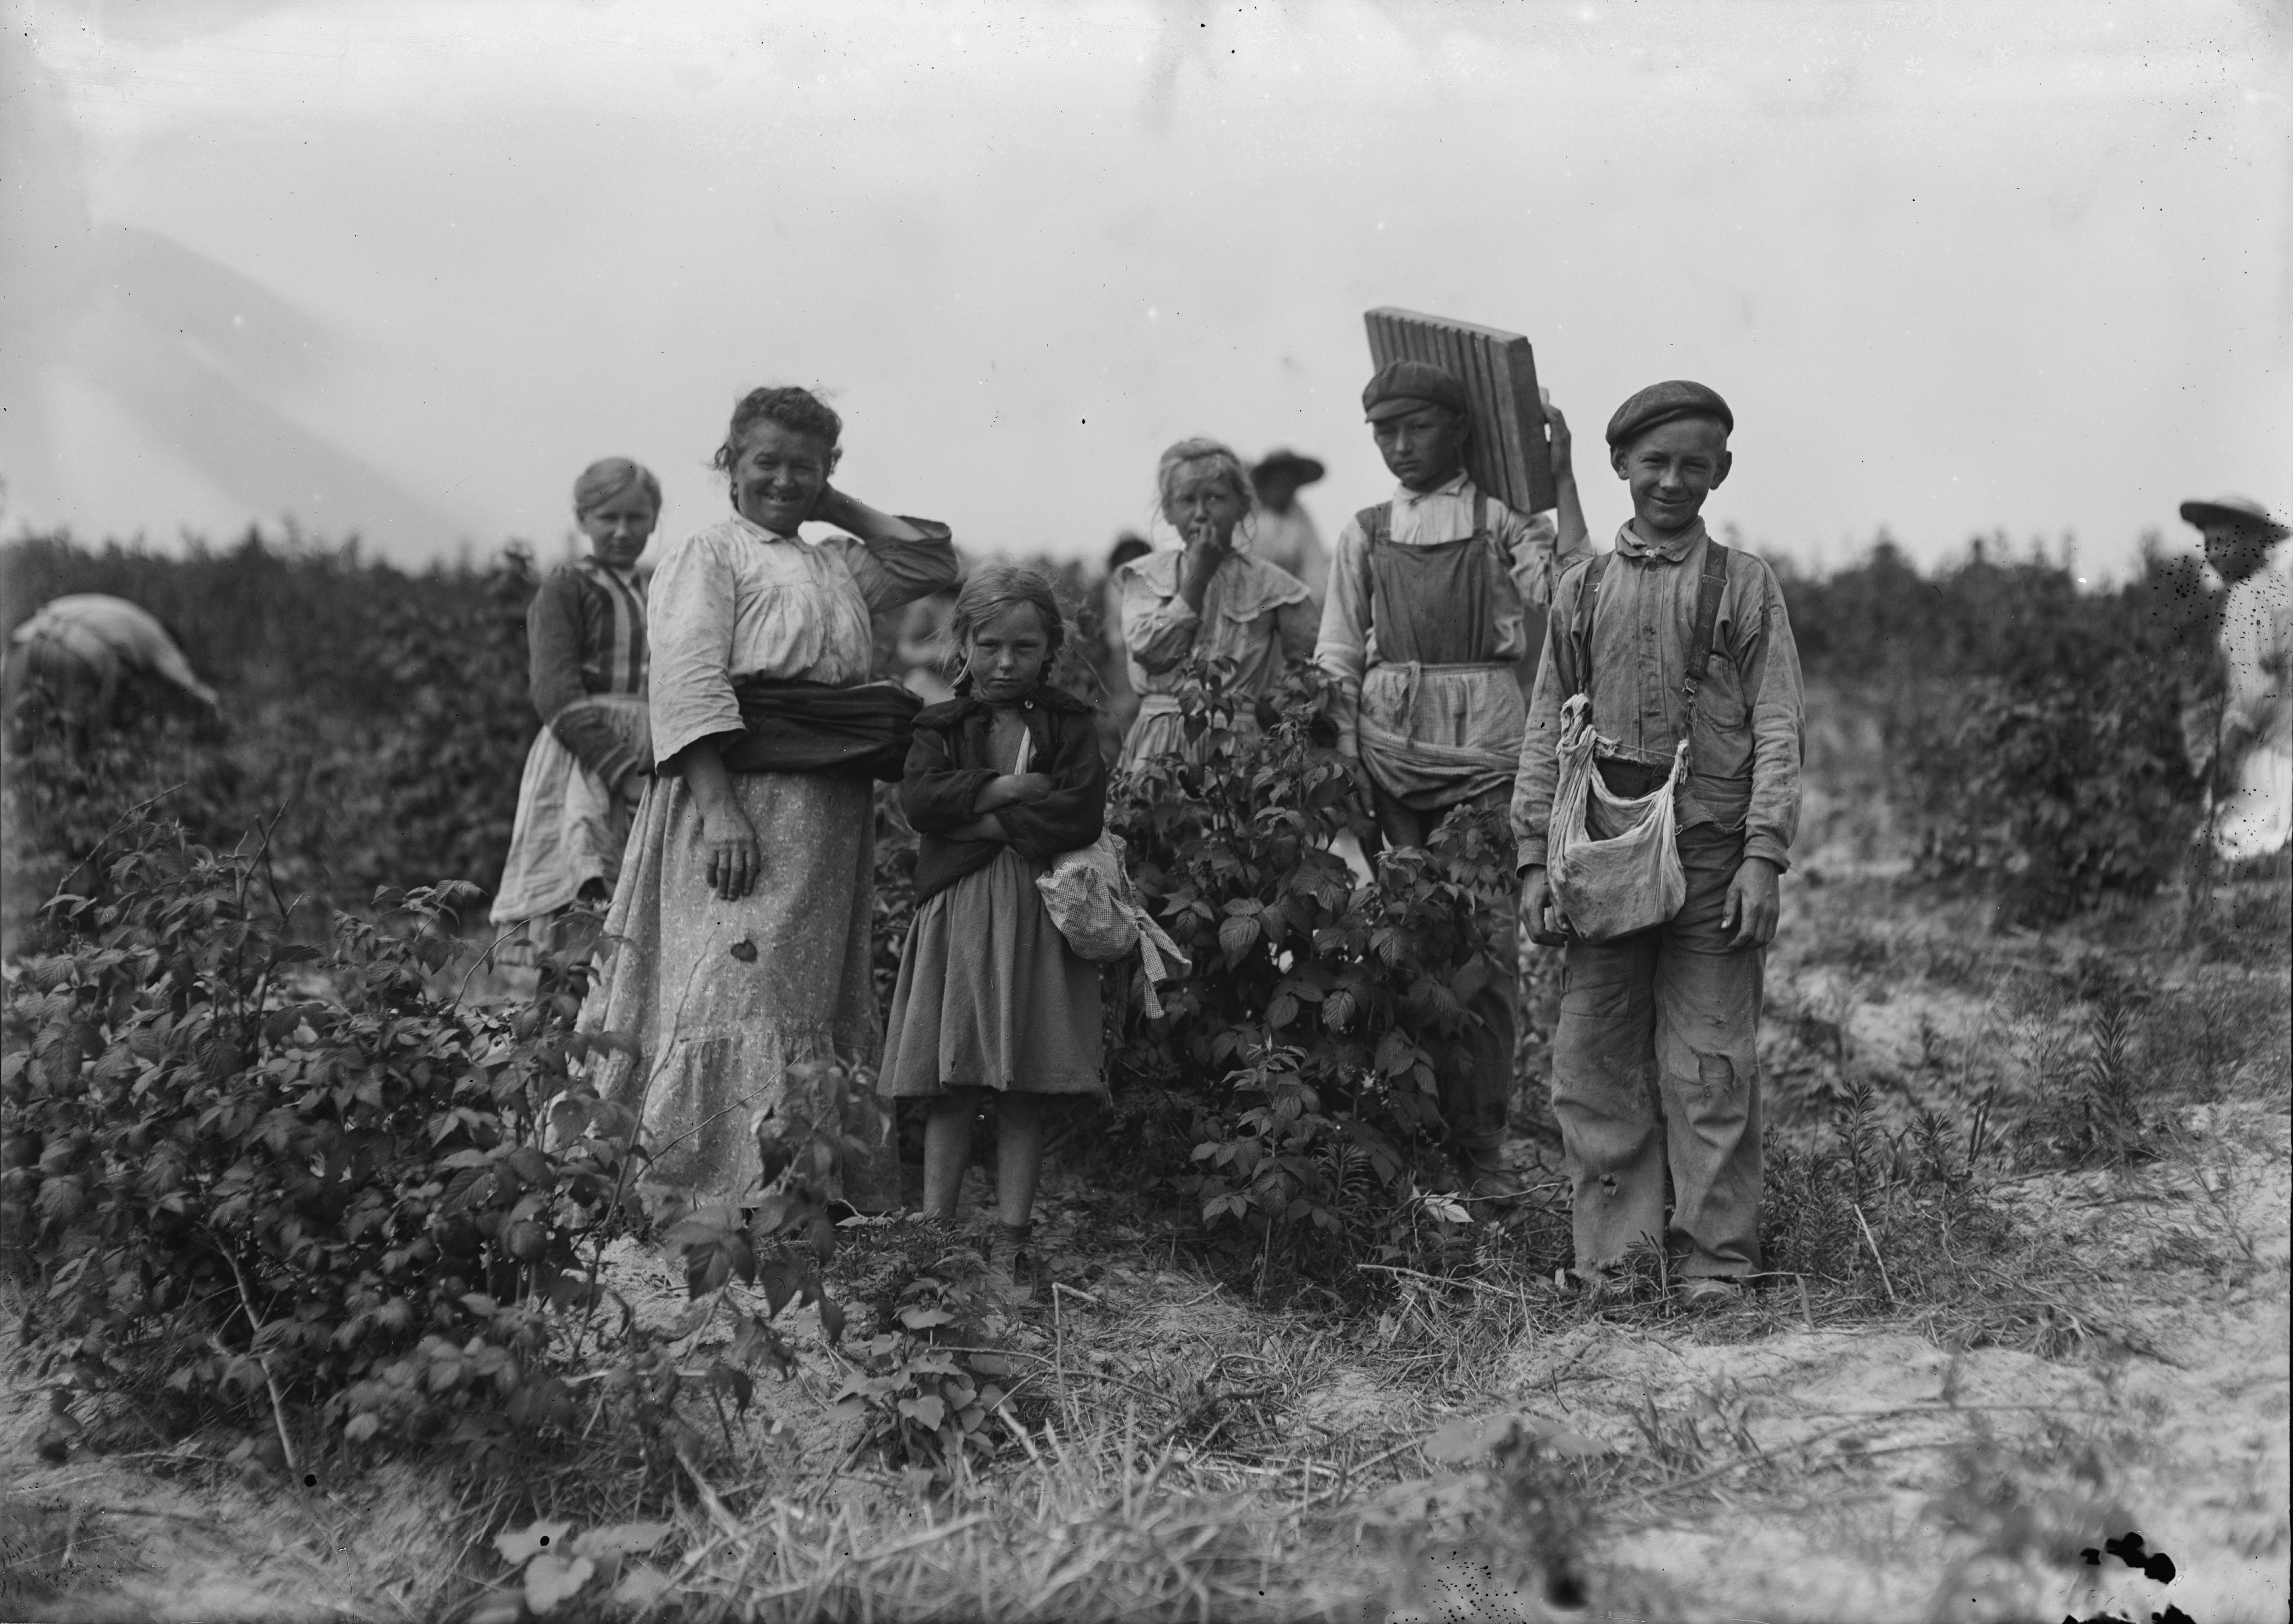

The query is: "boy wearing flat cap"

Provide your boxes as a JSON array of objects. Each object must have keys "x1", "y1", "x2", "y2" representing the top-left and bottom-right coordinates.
[
  {"x1": 1316, "y1": 357, "x2": 1592, "y2": 1202},
  {"x1": 1511, "y1": 381, "x2": 1804, "y2": 1307}
]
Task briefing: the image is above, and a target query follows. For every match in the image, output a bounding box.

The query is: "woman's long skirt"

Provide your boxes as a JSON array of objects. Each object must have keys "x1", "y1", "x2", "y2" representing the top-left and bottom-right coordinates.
[{"x1": 578, "y1": 769, "x2": 893, "y2": 1208}]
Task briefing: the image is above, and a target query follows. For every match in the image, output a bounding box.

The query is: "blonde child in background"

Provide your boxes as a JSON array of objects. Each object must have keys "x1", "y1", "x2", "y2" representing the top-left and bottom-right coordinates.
[
  {"x1": 1114, "y1": 439, "x2": 1315, "y2": 771},
  {"x1": 491, "y1": 458, "x2": 658, "y2": 936}
]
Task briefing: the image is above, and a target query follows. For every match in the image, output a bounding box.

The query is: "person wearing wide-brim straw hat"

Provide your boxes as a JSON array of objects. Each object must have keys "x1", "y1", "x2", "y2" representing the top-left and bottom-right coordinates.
[
  {"x1": 1249, "y1": 450, "x2": 1331, "y2": 603},
  {"x1": 2179, "y1": 493, "x2": 2292, "y2": 862}
]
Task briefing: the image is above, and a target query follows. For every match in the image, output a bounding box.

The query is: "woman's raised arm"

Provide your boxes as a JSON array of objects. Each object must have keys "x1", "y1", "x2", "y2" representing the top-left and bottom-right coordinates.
[{"x1": 815, "y1": 487, "x2": 959, "y2": 613}]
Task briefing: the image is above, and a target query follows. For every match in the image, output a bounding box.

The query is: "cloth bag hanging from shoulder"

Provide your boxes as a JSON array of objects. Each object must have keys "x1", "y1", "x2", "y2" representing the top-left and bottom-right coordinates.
[
  {"x1": 1545, "y1": 542, "x2": 1731, "y2": 943},
  {"x1": 1547, "y1": 697, "x2": 1687, "y2": 940}
]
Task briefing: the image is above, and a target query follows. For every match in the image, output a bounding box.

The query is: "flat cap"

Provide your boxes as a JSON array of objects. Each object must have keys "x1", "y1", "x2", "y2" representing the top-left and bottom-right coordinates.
[
  {"x1": 1605, "y1": 380, "x2": 1734, "y2": 449},
  {"x1": 1363, "y1": 359, "x2": 1468, "y2": 422}
]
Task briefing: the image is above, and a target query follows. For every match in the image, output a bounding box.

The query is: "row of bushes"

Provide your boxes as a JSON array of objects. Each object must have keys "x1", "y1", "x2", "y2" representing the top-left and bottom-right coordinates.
[
  {"x1": 0, "y1": 654, "x2": 1502, "y2": 1483},
  {"x1": 4, "y1": 530, "x2": 534, "y2": 945},
  {"x1": 7, "y1": 520, "x2": 2223, "y2": 1483},
  {"x1": 1777, "y1": 535, "x2": 2223, "y2": 922}
]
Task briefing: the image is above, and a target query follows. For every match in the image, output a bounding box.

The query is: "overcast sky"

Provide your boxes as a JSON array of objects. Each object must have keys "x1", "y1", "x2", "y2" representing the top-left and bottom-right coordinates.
[{"x1": 3, "y1": 0, "x2": 2288, "y2": 580}]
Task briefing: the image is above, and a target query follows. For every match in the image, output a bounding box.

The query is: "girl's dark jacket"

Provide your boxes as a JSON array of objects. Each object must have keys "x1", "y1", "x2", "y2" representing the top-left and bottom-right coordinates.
[{"x1": 902, "y1": 687, "x2": 1107, "y2": 906}]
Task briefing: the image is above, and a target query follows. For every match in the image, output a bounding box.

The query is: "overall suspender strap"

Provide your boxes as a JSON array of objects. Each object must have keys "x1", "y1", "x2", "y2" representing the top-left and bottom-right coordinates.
[
  {"x1": 1569, "y1": 554, "x2": 1610, "y2": 700},
  {"x1": 1680, "y1": 540, "x2": 1733, "y2": 716},
  {"x1": 1567, "y1": 540, "x2": 1730, "y2": 739},
  {"x1": 1677, "y1": 539, "x2": 1733, "y2": 776}
]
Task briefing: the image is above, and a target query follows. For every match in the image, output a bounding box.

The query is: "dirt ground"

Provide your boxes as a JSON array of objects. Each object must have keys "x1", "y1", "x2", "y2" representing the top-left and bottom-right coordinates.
[{"x1": 5, "y1": 1083, "x2": 2285, "y2": 1622}]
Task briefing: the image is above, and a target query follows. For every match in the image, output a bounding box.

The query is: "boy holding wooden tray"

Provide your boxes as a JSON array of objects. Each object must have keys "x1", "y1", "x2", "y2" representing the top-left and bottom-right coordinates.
[{"x1": 1316, "y1": 357, "x2": 1592, "y2": 1202}]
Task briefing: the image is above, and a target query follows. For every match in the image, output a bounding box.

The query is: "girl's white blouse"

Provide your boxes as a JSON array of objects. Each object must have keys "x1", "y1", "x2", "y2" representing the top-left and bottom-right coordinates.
[{"x1": 646, "y1": 510, "x2": 955, "y2": 765}]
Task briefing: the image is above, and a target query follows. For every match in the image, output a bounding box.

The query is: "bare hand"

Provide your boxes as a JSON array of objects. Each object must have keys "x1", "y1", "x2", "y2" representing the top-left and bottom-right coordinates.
[
  {"x1": 701, "y1": 803, "x2": 763, "y2": 901},
  {"x1": 806, "y1": 482, "x2": 854, "y2": 530},
  {"x1": 976, "y1": 772, "x2": 1052, "y2": 812},
  {"x1": 1337, "y1": 751, "x2": 1378, "y2": 825},
  {"x1": 1522, "y1": 866, "x2": 1569, "y2": 947},
  {"x1": 1720, "y1": 857, "x2": 1780, "y2": 950},
  {"x1": 1545, "y1": 403, "x2": 1575, "y2": 484},
  {"x1": 1178, "y1": 522, "x2": 1232, "y2": 607}
]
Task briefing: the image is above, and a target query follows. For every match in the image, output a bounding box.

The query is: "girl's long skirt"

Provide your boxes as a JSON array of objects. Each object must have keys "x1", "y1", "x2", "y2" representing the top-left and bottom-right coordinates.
[
  {"x1": 881, "y1": 849, "x2": 1105, "y2": 1099},
  {"x1": 578, "y1": 770, "x2": 894, "y2": 1208}
]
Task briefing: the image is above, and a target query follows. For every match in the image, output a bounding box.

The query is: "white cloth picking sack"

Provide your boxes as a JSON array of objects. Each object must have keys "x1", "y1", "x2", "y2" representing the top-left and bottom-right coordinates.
[
  {"x1": 1009, "y1": 726, "x2": 1193, "y2": 1012},
  {"x1": 1545, "y1": 693, "x2": 1688, "y2": 942},
  {"x1": 1035, "y1": 832, "x2": 1194, "y2": 1015}
]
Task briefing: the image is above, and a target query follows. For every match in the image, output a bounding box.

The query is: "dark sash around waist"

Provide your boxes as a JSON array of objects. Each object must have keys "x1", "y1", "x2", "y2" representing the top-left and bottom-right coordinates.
[{"x1": 720, "y1": 676, "x2": 923, "y2": 781}]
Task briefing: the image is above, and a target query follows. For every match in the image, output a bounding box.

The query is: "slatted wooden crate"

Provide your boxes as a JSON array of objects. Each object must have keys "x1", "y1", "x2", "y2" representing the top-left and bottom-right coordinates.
[{"x1": 1363, "y1": 307, "x2": 1555, "y2": 515}]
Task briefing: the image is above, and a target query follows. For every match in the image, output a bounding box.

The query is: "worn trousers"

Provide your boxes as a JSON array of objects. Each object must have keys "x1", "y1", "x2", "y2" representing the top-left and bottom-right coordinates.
[
  {"x1": 1369, "y1": 784, "x2": 1515, "y2": 1154},
  {"x1": 1551, "y1": 824, "x2": 1763, "y2": 1278}
]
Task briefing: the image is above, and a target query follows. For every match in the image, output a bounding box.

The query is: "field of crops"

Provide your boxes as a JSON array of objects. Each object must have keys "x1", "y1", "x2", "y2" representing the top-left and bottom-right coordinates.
[{"x1": 1, "y1": 526, "x2": 2286, "y2": 1623}]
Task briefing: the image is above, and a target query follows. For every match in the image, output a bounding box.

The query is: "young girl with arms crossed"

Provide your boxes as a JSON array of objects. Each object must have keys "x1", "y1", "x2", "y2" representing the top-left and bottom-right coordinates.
[{"x1": 881, "y1": 564, "x2": 1108, "y2": 1295}]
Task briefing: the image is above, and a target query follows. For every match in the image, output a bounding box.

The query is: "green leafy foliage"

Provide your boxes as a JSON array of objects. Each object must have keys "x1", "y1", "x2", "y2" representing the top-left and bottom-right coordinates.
[
  {"x1": 1760, "y1": 1075, "x2": 2010, "y2": 1306},
  {"x1": 1782, "y1": 534, "x2": 2215, "y2": 923},
  {"x1": 3, "y1": 809, "x2": 909, "y2": 1501},
  {"x1": 3, "y1": 528, "x2": 535, "y2": 947},
  {"x1": 478, "y1": 1517, "x2": 675, "y2": 1620},
  {"x1": 832, "y1": 1264, "x2": 1016, "y2": 1486},
  {"x1": 1106, "y1": 659, "x2": 1515, "y2": 1284},
  {"x1": 0, "y1": 815, "x2": 653, "y2": 1473}
]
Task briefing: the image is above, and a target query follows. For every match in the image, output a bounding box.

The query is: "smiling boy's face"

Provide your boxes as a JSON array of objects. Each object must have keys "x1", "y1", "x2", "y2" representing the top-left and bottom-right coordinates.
[
  {"x1": 1371, "y1": 404, "x2": 1469, "y2": 493},
  {"x1": 1612, "y1": 416, "x2": 1731, "y2": 538}
]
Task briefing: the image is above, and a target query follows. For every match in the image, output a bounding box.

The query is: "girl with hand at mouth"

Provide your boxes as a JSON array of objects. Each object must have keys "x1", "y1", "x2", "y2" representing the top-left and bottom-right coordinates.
[{"x1": 1112, "y1": 438, "x2": 1317, "y2": 771}]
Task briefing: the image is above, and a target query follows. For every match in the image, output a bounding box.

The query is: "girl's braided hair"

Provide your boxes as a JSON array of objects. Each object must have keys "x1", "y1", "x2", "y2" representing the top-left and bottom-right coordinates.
[{"x1": 943, "y1": 562, "x2": 1069, "y2": 688}]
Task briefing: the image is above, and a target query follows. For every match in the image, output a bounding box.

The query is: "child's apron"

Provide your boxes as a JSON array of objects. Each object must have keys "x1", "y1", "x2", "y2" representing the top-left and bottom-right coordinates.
[{"x1": 1355, "y1": 494, "x2": 1525, "y2": 810}]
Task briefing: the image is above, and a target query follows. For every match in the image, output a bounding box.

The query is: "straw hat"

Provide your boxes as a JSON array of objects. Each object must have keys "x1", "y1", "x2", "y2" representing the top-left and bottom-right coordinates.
[
  {"x1": 1251, "y1": 450, "x2": 1325, "y2": 487},
  {"x1": 2178, "y1": 494, "x2": 2289, "y2": 540}
]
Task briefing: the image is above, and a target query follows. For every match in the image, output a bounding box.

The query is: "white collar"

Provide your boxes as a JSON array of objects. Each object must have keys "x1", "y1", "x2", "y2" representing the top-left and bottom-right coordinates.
[
  {"x1": 1393, "y1": 470, "x2": 1471, "y2": 507},
  {"x1": 728, "y1": 509, "x2": 802, "y2": 544}
]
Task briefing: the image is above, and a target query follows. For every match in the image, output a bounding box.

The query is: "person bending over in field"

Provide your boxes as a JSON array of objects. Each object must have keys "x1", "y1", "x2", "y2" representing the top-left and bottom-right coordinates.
[
  {"x1": 491, "y1": 458, "x2": 659, "y2": 945},
  {"x1": 880, "y1": 564, "x2": 1109, "y2": 1299},
  {"x1": 1113, "y1": 439, "x2": 1316, "y2": 772},
  {"x1": 1315, "y1": 359, "x2": 1592, "y2": 1203},
  {"x1": 5, "y1": 593, "x2": 219, "y2": 749},
  {"x1": 579, "y1": 387, "x2": 958, "y2": 1209},
  {"x1": 1513, "y1": 381, "x2": 1804, "y2": 1308}
]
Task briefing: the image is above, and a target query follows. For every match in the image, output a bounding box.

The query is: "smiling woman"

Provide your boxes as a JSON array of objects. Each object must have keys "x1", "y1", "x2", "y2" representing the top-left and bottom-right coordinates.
[{"x1": 577, "y1": 386, "x2": 958, "y2": 1208}]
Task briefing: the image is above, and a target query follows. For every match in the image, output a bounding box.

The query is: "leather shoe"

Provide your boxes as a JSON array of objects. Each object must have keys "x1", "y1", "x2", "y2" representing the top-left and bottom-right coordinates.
[{"x1": 1676, "y1": 1276, "x2": 1744, "y2": 1309}]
